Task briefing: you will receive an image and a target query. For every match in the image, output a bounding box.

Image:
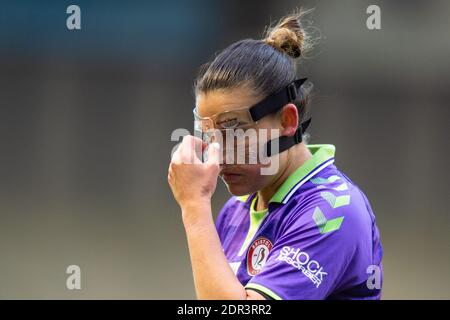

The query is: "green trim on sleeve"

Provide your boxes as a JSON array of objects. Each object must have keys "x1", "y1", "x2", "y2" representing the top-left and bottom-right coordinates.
[{"x1": 245, "y1": 283, "x2": 283, "y2": 300}]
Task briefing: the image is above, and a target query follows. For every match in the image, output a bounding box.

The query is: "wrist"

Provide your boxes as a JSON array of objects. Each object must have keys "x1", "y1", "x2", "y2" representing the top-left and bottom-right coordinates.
[
  {"x1": 181, "y1": 200, "x2": 213, "y2": 227},
  {"x1": 180, "y1": 197, "x2": 211, "y2": 211}
]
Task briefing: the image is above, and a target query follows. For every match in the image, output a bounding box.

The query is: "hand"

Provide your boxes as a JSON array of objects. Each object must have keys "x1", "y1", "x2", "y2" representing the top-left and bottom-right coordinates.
[{"x1": 168, "y1": 135, "x2": 220, "y2": 211}]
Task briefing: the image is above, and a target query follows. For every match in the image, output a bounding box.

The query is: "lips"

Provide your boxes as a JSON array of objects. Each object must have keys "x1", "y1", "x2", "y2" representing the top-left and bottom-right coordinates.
[{"x1": 220, "y1": 169, "x2": 243, "y2": 184}]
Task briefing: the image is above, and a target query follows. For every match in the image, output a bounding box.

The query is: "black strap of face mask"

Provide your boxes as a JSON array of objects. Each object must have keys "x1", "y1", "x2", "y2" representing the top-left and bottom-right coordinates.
[
  {"x1": 247, "y1": 78, "x2": 311, "y2": 157},
  {"x1": 249, "y1": 78, "x2": 308, "y2": 121},
  {"x1": 265, "y1": 118, "x2": 312, "y2": 157}
]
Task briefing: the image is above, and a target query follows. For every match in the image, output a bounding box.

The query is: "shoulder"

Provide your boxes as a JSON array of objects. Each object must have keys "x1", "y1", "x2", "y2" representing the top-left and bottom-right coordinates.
[{"x1": 278, "y1": 168, "x2": 375, "y2": 245}]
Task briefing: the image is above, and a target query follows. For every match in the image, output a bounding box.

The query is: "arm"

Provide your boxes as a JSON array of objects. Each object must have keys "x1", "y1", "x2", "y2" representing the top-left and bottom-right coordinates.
[
  {"x1": 182, "y1": 202, "x2": 265, "y2": 299},
  {"x1": 168, "y1": 136, "x2": 265, "y2": 300}
]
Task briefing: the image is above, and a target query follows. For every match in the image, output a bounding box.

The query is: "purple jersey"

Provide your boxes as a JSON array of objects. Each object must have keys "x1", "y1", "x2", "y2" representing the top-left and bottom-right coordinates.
[{"x1": 215, "y1": 144, "x2": 383, "y2": 300}]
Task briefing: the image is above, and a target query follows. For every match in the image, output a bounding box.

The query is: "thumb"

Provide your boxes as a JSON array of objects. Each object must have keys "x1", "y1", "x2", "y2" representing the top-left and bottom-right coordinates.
[{"x1": 206, "y1": 142, "x2": 221, "y2": 165}]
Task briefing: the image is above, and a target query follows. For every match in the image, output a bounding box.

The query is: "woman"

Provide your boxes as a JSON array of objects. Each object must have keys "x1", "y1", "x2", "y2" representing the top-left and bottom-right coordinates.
[{"x1": 168, "y1": 10, "x2": 383, "y2": 300}]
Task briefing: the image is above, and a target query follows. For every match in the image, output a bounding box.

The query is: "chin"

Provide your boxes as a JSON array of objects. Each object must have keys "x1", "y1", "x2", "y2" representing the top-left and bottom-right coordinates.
[{"x1": 223, "y1": 181, "x2": 255, "y2": 197}]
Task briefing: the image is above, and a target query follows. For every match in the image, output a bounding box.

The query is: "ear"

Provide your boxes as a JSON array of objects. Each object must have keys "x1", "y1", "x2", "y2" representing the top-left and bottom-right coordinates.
[{"x1": 279, "y1": 103, "x2": 299, "y2": 137}]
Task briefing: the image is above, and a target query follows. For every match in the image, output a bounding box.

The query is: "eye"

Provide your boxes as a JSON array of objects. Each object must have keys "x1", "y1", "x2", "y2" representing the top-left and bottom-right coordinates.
[{"x1": 217, "y1": 116, "x2": 240, "y2": 129}]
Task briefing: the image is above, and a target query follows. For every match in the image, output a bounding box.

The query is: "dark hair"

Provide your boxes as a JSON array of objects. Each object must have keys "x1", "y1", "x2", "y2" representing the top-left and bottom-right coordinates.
[{"x1": 194, "y1": 9, "x2": 318, "y2": 123}]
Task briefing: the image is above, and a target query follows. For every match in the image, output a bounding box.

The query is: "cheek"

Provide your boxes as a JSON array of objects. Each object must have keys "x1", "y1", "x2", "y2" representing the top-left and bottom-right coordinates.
[
  {"x1": 224, "y1": 166, "x2": 274, "y2": 196},
  {"x1": 255, "y1": 115, "x2": 282, "y2": 133}
]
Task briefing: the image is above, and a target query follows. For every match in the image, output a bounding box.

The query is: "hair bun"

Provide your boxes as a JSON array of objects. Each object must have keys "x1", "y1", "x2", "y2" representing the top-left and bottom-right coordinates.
[
  {"x1": 265, "y1": 27, "x2": 302, "y2": 58},
  {"x1": 264, "y1": 9, "x2": 314, "y2": 59}
]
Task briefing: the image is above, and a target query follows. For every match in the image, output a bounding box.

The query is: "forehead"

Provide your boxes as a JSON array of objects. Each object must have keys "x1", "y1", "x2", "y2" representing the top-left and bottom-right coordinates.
[{"x1": 195, "y1": 87, "x2": 261, "y2": 117}]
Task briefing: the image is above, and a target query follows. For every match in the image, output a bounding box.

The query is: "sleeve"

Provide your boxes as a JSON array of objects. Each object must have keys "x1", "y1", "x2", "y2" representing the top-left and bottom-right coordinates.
[{"x1": 245, "y1": 202, "x2": 358, "y2": 300}]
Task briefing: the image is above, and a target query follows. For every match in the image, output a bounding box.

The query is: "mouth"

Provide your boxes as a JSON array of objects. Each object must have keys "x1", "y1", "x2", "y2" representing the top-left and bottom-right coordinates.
[{"x1": 220, "y1": 169, "x2": 243, "y2": 184}]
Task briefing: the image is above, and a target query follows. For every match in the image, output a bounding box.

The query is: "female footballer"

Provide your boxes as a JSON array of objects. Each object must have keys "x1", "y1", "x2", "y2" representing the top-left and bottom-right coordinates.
[{"x1": 168, "y1": 10, "x2": 383, "y2": 300}]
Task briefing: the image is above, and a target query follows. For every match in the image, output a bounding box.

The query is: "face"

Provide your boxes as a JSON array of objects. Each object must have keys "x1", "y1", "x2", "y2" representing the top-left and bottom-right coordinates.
[{"x1": 195, "y1": 86, "x2": 288, "y2": 196}]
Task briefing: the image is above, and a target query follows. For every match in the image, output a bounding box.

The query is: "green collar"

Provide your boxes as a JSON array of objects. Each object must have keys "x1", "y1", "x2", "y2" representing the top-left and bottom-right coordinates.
[
  {"x1": 270, "y1": 144, "x2": 336, "y2": 204},
  {"x1": 235, "y1": 144, "x2": 336, "y2": 205}
]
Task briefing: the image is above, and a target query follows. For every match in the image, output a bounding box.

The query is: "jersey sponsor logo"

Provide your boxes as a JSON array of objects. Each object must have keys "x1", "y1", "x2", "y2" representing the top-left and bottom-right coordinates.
[
  {"x1": 247, "y1": 237, "x2": 273, "y2": 276},
  {"x1": 276, "y1": 246, "x2": 328, "y2": 288}
]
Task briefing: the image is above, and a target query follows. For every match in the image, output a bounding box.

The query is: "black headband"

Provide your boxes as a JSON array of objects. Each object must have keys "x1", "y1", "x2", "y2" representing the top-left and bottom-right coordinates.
[
  {"x1": 248, "y1": 78, "x2": 311, "y2": 157},
  {"x1": 249, "y1": 78, "x2": 308, "y2": 121},
  {"x1": 265, "y1": 118, "x2": 311, "y2": 157}
]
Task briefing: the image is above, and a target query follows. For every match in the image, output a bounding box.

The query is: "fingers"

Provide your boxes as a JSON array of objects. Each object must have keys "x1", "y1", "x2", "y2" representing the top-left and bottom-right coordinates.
[
  {"x1": 171, "y1": 135, "x2": 220, "y2": 166},
  {"x1": 206, "y1": 142, "x2": 220, "y2": 165},
  {"x1": 180, "y1": 135, "x2": 204, "y2": 164},
  {"x1": 171, "y1": 143, "x2": 182, "y2": 164}
]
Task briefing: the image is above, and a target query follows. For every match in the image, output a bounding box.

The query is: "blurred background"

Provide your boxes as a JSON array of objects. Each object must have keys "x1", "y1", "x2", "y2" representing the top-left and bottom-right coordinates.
[{"x1": 0, "y1": 0, "x2": 449, "y2": 299}]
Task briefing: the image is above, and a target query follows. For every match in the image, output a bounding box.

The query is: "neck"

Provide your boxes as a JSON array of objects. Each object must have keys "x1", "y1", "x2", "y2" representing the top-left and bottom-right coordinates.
[{"x1": 255, "y1": 143, "x2": 312, "y2": 211}]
